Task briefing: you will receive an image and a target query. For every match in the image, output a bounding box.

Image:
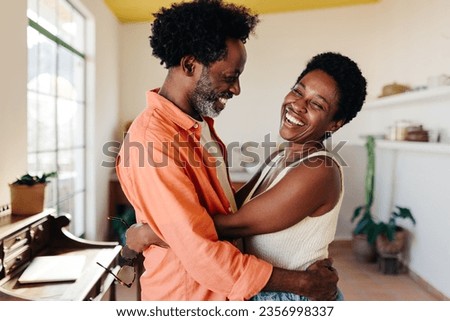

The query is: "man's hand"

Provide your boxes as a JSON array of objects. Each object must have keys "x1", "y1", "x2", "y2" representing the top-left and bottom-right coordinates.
[
  {"x1": 125, "y1": 222, "x2": 168, "y2": 252},
  {"x1": 304, "y1": 258, "x2": 339, "y2": 300},
  {"x1": 265, "y1": 258, "x2": 338, "y2": 301}
]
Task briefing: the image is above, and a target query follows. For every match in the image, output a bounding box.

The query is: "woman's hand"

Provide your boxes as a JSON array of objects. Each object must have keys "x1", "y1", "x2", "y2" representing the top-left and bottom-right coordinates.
[{"x1": 125, "y1": 222, "x2": 168, "y2": 252}]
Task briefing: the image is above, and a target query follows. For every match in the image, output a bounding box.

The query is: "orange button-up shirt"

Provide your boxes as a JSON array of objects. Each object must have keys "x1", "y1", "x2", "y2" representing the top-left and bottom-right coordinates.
[{"x1": 116, "y1": 90, "x2": 272, "y2": 300}]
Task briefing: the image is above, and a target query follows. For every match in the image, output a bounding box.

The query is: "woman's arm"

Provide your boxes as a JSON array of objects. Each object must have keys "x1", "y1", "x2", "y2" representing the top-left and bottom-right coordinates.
[
  {"x1": 213, "y1": 156, "x2": 342, "y2": 239},
  {"x1": 125, "y1": 156, "x2": 342, "y2": 250}
]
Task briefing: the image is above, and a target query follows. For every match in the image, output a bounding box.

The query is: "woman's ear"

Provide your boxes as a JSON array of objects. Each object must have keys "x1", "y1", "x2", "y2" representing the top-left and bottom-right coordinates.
[
  {"x1": 328, "y1": 119, "x2": 345, "y2": 133},
  {"x1": 180, "y1": 56, "x2": 196, "y2": 76}
]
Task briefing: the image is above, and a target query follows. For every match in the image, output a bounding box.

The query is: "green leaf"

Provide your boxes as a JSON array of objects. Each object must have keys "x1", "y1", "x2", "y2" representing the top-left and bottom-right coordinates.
[
  {"x1": 12, "y1": 171, "x2": 57, "y2": 185},
  {"x1": 354, "y1": 219, "x2": 368, "y2": 235},
  {"x1": 366, "y1": 222, "x2": 379, "y2": 245},
  {"x1": 386, "y1": 225, "x2": 395, "y2": 241},
  {"x1": 351, "y1": 206, "x2": 364, "y2": 222},
  {"x1": 390, "y1": 206, "x2": 416, "y2": 228},
  {"x1": 364, "y1": 136, "x2": 375, "y2": 208}
]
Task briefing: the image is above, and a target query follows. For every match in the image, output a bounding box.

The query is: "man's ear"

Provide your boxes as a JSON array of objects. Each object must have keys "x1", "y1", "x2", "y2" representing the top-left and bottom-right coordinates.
[{"x1": 180, "y1": 56, "x2": 196, "y2": 75}]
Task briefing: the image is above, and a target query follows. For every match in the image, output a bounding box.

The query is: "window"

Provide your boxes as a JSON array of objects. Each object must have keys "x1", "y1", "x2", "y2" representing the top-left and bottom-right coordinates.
[{"x1": 27, "y1": 0, "x2": 86, "y2": 236}]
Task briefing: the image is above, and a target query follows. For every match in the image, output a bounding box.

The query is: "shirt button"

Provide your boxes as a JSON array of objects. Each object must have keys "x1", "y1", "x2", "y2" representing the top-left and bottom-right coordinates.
[{"x1": 193, "y1": 123, "x2": 199, "y2": 129}]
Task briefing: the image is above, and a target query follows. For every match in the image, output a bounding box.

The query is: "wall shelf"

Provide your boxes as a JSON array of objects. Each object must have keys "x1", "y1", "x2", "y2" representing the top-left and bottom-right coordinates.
[
  {"x1": 365, "y1": 86, "x2": 450, "y2": 109},
  {"x1": 354, "y1": 139, "x2": 450, "y2": 155}
]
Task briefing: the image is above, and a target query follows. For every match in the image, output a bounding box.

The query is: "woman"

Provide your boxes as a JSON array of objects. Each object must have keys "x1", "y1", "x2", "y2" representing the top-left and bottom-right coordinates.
[{"x1": 125, "y1": 52, "x2": 367, "y2": 300}]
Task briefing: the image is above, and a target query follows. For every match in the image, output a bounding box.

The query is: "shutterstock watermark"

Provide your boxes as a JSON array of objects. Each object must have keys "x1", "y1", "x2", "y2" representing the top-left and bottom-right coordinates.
[{"x1": 101, "y1": 133, "x2": 349, "y2": 169}]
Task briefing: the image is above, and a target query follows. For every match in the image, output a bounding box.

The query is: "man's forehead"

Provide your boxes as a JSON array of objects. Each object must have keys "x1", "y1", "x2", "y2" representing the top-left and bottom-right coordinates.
[{"x1": 210, "y1": 40, "x2": 246, "y2": 72}]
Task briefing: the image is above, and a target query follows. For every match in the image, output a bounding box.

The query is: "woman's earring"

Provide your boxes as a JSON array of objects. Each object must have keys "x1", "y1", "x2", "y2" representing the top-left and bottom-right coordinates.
[{"x1": 325, "y1": 131, "x2": 332, "y2": 139}]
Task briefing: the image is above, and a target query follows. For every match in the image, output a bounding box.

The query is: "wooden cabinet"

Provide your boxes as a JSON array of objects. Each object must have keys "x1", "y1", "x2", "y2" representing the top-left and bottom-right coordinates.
[{"x1": 0, "y1": 209, "x2": 121, "y2": 301}]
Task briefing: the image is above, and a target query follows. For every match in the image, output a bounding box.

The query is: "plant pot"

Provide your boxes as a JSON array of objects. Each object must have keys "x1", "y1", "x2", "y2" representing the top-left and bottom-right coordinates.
[
  {"x1": 352, "y1": 234, "x2": 377, "y2": 263},
  {"x1": 376, "y1": 228, "x2": 408, "y2": 255},
  {"x1": 9, "y1": 183, "x2": 46, "y2": 215}
]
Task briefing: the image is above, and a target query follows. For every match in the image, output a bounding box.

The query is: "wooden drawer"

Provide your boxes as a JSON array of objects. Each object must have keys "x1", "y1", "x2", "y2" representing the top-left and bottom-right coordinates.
[
  {"x1": 3, "y1": 228, "x2": 29, "y2": 254},
  {"x1": 4, "y1": 245, "x2": 30, "y2": 276},
  {"x1": 30, "y1": 217, "x2": 50, "y2": 255}
]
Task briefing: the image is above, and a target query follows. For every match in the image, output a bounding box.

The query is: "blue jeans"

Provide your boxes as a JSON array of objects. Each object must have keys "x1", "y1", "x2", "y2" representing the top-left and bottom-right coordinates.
[{"x1": 250, "y1": 289, "x2": 344, "y2": 301}]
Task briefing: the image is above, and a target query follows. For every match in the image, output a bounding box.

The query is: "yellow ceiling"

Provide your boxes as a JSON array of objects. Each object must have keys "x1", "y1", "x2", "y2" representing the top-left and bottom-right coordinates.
[{"x1": 104, "y1": 0, "x2": 379, "y2": 23}]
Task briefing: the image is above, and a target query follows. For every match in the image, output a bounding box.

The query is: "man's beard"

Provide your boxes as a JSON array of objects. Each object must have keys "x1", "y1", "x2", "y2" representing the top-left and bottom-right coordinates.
[{"x1": 190, "y1": 69, "x2": 223, "y2": 118}]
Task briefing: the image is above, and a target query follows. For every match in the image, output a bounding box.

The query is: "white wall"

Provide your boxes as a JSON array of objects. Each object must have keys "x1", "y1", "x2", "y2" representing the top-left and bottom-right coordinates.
[
  {"x1": 0, "y1": 0, "x2": 120, "y2": 241},
  {"x1": 0, "y1": 0, "x2": 28, "y2": 206},
  {"x1": 77, "y1": 0, "x2": 120, "y2": 241},
  {"x1": 118, "y1": 0, "x2": 450, "y2": 298},
  {"x1": 118, "y1": 23, "x2": 167, "y2": 126}
]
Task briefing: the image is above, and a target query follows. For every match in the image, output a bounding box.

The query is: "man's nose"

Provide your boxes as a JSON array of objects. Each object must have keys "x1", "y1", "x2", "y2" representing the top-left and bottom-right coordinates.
[{"x1": 229, "y1": 79, "x2": 241, "y2": 96}]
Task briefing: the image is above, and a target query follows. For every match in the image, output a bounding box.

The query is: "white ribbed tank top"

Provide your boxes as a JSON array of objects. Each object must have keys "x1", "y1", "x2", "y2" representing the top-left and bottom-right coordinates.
[{"x1": 243, "y1": 150, "x2": 344, "y2": 271}]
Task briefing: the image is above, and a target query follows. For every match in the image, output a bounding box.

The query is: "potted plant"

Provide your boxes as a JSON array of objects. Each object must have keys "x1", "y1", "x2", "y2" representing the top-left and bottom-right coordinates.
[
  {"x1": 375, "y1": 206, "x2": 416, "y2": 255},
  {"x1": 351, "y1": 135, "x2": 378, "y2": 262},
  {"x1": 9, "y1": 172, "x2": 57, "y2": 215}
]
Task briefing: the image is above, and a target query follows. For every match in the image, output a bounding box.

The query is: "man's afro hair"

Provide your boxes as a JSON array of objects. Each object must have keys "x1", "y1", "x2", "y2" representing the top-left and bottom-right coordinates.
[{"x1": 150, "y1": 0, "x2": 259, "y2": 68}]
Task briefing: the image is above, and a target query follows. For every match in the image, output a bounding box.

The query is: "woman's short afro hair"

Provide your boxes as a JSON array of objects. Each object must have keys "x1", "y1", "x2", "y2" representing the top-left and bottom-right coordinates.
[
  {"x1": 296, "y1": 52, "x2": 367, "y2": 125},
  {"x1": 150, "y1": 0, "x2": 259, "y2": 68}
]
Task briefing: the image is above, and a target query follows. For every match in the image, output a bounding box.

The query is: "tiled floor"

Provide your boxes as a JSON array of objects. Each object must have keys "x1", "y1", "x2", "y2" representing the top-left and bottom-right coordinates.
[
  {"x1": 115, "y1": 240, "x2": 445, "y2": 301},
  {"x1": 329, "y1": 240, "x2": 443, "y2": 301}
]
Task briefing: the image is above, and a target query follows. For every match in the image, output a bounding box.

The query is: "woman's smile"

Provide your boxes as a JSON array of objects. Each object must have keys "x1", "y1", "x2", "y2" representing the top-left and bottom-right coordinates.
[{"x1": 284, "y1": 106, "x2": 305, "y2": 127}]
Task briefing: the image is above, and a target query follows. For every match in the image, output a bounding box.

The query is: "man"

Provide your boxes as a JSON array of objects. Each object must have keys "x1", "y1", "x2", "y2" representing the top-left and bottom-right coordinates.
[{"x1": 116, "y1": 0, "x2": 338, "y2": 300}]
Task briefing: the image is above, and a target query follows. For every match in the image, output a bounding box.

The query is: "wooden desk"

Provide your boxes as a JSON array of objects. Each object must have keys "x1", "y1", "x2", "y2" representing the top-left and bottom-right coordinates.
[{"x1": 0, "y1": 209, "x2": 121, "y2": 301}]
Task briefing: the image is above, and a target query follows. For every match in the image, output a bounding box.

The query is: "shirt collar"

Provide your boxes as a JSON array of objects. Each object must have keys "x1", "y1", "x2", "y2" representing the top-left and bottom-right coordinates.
[{"x1": 146, "y1": 88, "x2": 201, "y2": 131}]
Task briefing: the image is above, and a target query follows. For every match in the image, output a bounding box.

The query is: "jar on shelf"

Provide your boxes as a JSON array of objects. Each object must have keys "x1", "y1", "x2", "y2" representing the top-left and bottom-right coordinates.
[
  {"x1": 394, "y1": 120, "x2": 413, "y2": 140},
  {"x1": 405, "y1": 125, "x2": 429, "y2": 142}
]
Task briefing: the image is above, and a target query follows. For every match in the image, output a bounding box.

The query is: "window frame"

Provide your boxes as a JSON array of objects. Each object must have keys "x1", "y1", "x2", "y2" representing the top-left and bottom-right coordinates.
[{"x1": 27, "y1": 0, "x2": 87, "y2": 237}]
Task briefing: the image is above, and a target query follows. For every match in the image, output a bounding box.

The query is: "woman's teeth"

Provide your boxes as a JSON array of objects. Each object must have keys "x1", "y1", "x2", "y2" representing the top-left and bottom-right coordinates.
[{"x1": 285, "y1": 111, "x2": 305, "y2": 126}]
